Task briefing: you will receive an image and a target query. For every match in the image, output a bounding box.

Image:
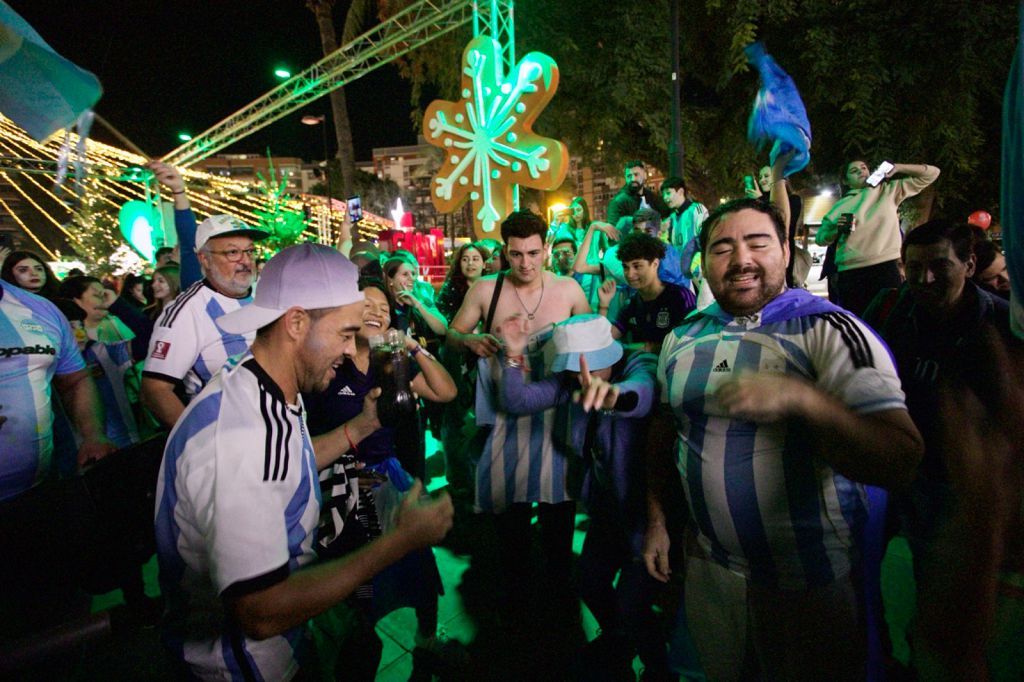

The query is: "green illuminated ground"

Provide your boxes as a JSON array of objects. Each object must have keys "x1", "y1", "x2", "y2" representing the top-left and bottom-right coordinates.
[{"x1": 80, "y1": 427, "x2": 918, "y2": 679}]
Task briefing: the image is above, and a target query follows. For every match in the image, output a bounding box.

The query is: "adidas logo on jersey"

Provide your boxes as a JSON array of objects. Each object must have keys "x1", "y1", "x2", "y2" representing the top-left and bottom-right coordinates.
[
  {"x1": 712, "y1": 359, "x2": 730, "y2": 373},
  {"x1": 337, "y1": 385, "x2": 356, "y2": 396}
]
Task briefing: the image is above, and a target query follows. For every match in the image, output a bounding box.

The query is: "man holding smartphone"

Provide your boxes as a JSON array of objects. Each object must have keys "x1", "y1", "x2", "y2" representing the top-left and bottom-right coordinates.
[{"x1": 815, "y1": 160, "x2": 940, "y2": 316}]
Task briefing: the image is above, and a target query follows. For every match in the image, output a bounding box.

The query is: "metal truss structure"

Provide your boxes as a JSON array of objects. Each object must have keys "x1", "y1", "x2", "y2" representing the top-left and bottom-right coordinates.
[
  {"x1": 474, "y1": 0, "x2": 515, "y2": 76},
  {"x1": 165, "y1": 0, "x2": 514, "y2": 168}
]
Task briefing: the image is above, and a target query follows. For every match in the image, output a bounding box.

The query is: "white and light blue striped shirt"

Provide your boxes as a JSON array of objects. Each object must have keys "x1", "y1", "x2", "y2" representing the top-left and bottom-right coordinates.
[
  {"x1": 0, "y1": 281, "x2": 86, "y2": 500},
  {"x1": 143, "y1": 280, "x2": 253, "y2": 401},
  {"x1": 657, "y1": 288, "x2": 905, "y2": 589},
  {"x1": 154, "y1": 353, "x2": 320, "y2": 680}
]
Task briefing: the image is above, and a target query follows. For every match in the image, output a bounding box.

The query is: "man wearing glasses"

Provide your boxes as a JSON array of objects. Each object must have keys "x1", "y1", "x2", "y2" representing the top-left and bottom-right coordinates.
[{"x1": 142, "y1": 214, "x2": 269, "y2": 428}]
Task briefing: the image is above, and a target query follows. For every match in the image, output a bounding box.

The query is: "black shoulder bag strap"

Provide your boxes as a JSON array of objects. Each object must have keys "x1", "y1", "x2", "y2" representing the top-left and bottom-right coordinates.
[{"x1": 483, "y1": 271, "x2": 506, "y2": 335}]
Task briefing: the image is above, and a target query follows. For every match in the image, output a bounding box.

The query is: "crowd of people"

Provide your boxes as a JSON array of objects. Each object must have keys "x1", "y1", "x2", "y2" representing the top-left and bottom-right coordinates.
[{"x1": 0, "y1": 153, "x2": 1020, "y2": 682}]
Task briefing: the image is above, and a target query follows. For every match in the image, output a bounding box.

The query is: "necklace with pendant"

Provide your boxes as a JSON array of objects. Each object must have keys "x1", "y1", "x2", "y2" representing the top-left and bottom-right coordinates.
[{"x1": 512, "y1": 276, "x2": 545, "y2": 321}]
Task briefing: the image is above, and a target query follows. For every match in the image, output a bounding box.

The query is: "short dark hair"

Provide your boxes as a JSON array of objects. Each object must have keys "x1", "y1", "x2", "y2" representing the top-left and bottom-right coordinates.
[
  {"x1": 551, "y1": 234, "x2": 577, "y2": 250},
  {"x1": 972, "y1": 238, "x2": 1000, "y2": 274},
  {"x1": 699, "y1": 198, "x2": 787, "y2": 254},
  {"x1": 617, "y1": 231, "x2": 666, "y2": 264},
  {"x1": 500, "y1": 210, "x2": 547, "y2": 243},
  {"x1": 623, "y1": 160, "x2": 644, "y2": 174},
  {"x1": 903, "y1": 219, "x2": 975, "y2": 263},
  {"x1": 57, "y1": 275, "x2": 103, "y2": 301},
  {"x1": 358, "y1": 275, "x2": 395, "y2": 323},
  {"x1": 155, "y1": 246, "x2": 175, "y2": 260},
  {"x1": 661, "y1": 176, "x2": 686, "y2": 193},
  {"x1": 633, "y1": 207, "x2": 662, "y2": 236}
]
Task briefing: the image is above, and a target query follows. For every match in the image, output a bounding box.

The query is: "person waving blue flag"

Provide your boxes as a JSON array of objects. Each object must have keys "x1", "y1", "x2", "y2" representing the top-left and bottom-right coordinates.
[{"x1": 745, "y1": 41, "x2": 811, "y2": 177}]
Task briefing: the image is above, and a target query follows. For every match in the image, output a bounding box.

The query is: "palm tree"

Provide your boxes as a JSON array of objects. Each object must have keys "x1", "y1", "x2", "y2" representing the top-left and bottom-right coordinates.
[{"x1": 305, "y1": 0, "x2": 378, "y2": 199}]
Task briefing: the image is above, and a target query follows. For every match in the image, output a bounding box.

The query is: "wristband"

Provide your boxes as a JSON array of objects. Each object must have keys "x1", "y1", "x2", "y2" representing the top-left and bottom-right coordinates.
[
  {"x1": 343, "y1": 423, "x2": 358, "y2": 454},
  {"x1": 172, "y1": 190, "x2": 186, "y2": 195},
  {"x1": 504, "y1": 354, "x2": 525, "y2": 369}
]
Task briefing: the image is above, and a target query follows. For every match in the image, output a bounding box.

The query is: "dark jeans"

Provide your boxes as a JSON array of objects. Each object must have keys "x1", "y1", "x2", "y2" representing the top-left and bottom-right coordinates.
[
  {"x1": 578, "y1": 509, "x2": 669, "y2": 674},
  {"x1": 494, "y1": 501, "x2": 576, "y2": 599},
  {"x1": 835, "y1": 259, "x2": 902, "y2": 318}
]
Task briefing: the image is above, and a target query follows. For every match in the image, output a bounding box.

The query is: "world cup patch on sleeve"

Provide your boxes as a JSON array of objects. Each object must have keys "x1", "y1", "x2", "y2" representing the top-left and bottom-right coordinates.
[{"x1": 152, "y1": 340, "x2": 172, "y2": 360}]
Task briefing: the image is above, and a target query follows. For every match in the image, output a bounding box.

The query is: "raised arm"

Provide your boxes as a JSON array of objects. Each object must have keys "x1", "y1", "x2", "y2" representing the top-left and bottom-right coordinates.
[
  {"x1": 574, "y1": 222, "x2": 617, "y2": 276},
  {"x1": 408, "y1": 336, "x2": 457, "y2": 403},
  {"x1": 889, "y1": 163, "x2": 941, "y2": 203},
  {"x1": 398, "y1": 290, "x2": 448, "y2": 337},
  {"x1": 769, "y1": 151, "x2": 794, "y2": 234},
  {"x1": 147, "y1": 161, "x2": 201, "y2": 287}
]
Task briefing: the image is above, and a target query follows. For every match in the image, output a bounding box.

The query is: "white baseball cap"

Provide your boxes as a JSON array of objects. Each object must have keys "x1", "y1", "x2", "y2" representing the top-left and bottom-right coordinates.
[
  {"x1": 195, "y1": 215, "x2": 269, "y2": 251},
  {"x1": 217, "y1": 243, "x2": 364, "y2": 334}
]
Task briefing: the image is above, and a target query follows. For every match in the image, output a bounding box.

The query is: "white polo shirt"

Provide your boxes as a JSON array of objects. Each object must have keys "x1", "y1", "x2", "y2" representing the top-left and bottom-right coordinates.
[
  {"x1": 143, "y1": 280, "x2": 254, "y2": 401},
  {"x1": 154, "y1": 353, "x2": 322, "y2": 680}
]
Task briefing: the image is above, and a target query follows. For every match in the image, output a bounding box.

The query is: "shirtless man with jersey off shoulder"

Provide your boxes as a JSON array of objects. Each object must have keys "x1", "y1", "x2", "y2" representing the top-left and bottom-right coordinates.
[{"x1": 446, "y1": 211, "x2": 590, "y2": 640}]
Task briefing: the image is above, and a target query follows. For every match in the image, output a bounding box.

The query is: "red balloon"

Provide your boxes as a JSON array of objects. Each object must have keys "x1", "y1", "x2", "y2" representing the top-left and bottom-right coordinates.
[{"x1": 967, "y1": 210, "x2": 992, "y2": 229}]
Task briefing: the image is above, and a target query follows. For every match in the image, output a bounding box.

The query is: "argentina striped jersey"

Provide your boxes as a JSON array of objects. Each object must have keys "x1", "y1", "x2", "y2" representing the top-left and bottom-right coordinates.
[
  {"x1": 143, "y1": 280, "x2": 253, "y2": 401},
  {"x1": 657, "y1": 288, "x2": 906, "y2": 589},
  {"x1": 0, "y1": 281, "x2": 86, "y2": 500},
  {"x1": 474, "y1": 328, "x2": 572, "y2": 512},
  {"x1": 154, "y1": 353, "x2": 321, "y2": 680}
]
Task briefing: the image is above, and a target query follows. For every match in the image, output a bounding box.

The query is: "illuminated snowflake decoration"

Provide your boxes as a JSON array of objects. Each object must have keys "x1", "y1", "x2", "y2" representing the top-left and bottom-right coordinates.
[{"x1": 424, "y1": 35, "x2": 569, "y2": 238}]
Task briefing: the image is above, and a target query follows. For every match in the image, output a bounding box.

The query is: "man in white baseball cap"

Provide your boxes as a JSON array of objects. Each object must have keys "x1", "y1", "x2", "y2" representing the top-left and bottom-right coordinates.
[
  {"x1": 141, "y1": 213, "x2": 269, "y2": 428},
  {"x1": 155, "y1": 243, "x2": 454, "y2": 680}
]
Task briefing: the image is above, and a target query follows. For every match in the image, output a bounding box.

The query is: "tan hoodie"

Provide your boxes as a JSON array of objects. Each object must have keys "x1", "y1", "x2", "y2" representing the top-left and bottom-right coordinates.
[{"x1": 816, "y1": 165, "x2": 940, "y2": 271}]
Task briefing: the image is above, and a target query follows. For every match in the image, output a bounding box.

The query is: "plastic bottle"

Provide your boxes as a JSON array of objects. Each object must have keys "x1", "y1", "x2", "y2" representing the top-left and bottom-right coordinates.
[{"x1": 369, "y1": 330, "x2": 416, "y2": 425}]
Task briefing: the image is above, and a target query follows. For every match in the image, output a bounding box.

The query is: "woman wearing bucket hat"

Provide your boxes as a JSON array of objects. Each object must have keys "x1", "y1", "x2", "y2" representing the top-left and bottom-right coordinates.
[{"x1": 494, "y1": 313, "x2": 670, "y2": 679}]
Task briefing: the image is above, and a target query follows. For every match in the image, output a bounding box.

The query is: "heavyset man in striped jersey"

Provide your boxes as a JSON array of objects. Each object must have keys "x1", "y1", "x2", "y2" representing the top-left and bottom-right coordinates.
[{"x1": 642, "y1": 199, "x2": 923, "y2": 680}]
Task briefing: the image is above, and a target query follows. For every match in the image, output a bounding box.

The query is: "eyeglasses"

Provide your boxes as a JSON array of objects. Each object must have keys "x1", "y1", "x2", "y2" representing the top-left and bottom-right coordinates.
[{"x1": 206, "y1": 247, "x2": 256, "y2": 262}]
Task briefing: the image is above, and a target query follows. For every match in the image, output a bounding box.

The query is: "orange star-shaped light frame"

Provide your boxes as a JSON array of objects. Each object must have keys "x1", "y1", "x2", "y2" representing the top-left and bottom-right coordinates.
[{"x1": 423, "y1": 35, "x2": 569, "y2": 238}]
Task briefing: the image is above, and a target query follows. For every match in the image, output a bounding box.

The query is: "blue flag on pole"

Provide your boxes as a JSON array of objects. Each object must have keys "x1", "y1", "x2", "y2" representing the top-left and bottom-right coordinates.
[
  {"x1": 745, "y1": 42, "x2": 811, "y2": 177},
  {"x1": 1001, "y1": 3, "x2": 1024, "y2": 338},
  {"x1": 0, "y1": 0, "x2": 102, "y2": 141}
]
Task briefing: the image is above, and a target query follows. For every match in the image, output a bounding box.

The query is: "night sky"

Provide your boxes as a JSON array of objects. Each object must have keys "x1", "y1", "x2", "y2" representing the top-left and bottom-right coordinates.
[{"x1": 9, "y1": 0, "x2": 418, "y2": 162}]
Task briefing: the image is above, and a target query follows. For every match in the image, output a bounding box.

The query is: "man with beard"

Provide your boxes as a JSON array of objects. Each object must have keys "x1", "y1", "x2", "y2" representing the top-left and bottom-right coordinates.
[
  {"x1": 154, "y1": 244, "x2": 453, "y2": 680},
  {"x1": 642, "y1": 199, "x2": 922, "y2": 680},
  {"x1": 607, "y1": 160, "x2": 670, "y2": 228},
  {"x1": 141, "y1": 214, "x2": 268, "y2": 428}
]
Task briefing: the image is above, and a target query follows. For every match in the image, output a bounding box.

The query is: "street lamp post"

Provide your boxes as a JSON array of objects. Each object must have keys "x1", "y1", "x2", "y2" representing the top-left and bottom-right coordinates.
[{"x1": 301, "y1": 114, "x2": 331, "y2": 242}]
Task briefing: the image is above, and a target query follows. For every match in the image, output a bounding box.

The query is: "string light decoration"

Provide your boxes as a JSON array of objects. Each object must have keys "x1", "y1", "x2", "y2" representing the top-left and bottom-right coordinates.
[
  {"x1": 423, "y1": 34, "x2": 568, "y2": 238},
  {"x1": 0, "y1": 114, "x2": 323, "y2": 267}
]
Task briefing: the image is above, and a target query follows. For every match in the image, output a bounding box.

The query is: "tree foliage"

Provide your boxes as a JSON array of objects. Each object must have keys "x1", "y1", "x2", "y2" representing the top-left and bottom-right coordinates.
[
  {"x1": 387, "y1": 0, "x2": 1016, "y2": 216},
  {"x1": 310, "y1": 162, "x2": 408, "y2": 217}
]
